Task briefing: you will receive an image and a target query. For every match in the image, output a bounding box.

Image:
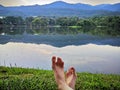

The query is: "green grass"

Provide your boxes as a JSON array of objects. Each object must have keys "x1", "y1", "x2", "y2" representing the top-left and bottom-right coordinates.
[{"x1": 0, "y1": 66, "x2": 120, "y2": 90}]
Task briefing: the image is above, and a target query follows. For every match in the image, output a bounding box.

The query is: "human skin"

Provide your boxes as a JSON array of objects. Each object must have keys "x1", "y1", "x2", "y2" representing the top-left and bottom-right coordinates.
[{"x1": 52, "y1": 56, "x2": 77, "y2": 90}]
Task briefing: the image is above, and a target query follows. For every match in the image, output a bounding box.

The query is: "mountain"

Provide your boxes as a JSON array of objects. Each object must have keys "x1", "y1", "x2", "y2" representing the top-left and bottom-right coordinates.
[
  {"x1": 94, "y1": 3, "x2": 120, "y2": 11},
  {"x1": 102, "y1": 3, "x2": 120, "y2": 11},
  {"x1": 0, "y1": 1, "x2": 120, "y2": 17}
]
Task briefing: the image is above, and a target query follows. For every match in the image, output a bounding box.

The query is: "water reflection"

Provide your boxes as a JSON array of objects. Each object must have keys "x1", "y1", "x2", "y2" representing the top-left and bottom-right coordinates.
[
  {"x1": 0, "y1": 26, "x2": 120, "y2": 74},
  {"x1": 0, "y1": 42, "x2": 120, "y2": 74},
  {"x1": 0, "y1": 25, "x2": 120, "y2": 36},
  {"x1": 0, "y1": 26, "x2": 120, "y2": 47}
]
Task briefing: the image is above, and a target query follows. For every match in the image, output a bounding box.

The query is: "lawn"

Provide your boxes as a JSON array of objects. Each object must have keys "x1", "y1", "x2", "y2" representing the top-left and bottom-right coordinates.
[{"x1": 0, "y1": 66, "x2": 120, "y2": 90}]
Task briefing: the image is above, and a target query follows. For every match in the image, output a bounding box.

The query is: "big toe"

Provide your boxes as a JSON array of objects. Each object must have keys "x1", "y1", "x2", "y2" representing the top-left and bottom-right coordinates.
[
  {"x1": 66, "y1": 67, "x2": 77, "y2": 78},
  {"x1": 57, "y1": 57, "x2": 64, "y2": 67}
]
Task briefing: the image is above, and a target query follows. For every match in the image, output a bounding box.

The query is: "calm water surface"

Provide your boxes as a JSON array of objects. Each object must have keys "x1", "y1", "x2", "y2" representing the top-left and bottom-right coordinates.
[{"x1": 0, "y1": 26, "x2": 120, "y2": 74}]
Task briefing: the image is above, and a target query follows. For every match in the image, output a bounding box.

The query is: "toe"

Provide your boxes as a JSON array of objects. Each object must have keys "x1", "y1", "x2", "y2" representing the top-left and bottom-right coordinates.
[
  {"x1": 66, "y1": 68, "x2": 72, "y2": 77},
  {"x1": 57, "y1": 57, "x2": 64, "y2": 67},
  {"x1": 52, "y1": 56, "x2": 56, "y2": 69},
  {"x1": 71, "y1": 67, "x2": 77, "y2": 78}
]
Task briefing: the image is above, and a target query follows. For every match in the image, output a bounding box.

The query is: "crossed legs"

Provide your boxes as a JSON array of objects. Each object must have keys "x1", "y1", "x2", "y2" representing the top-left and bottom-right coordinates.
[{"x1": 52, "y1": 56, "x2": 77, "y2": 90}]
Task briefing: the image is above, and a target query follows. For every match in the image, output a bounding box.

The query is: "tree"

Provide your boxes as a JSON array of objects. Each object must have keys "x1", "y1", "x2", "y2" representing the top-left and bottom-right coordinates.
[
  {"x1": 3, "y1": 16, "x2": 24, "y2": 25},
  {"x1": 25, "y1": 17, "x2": 34, "y2": 25},
  {"x1": 56, "y1": 17, "x2": 69, "y2": 26},
  {"x1": 32, "y1": 17, "x2": 48, "y2": 26}
]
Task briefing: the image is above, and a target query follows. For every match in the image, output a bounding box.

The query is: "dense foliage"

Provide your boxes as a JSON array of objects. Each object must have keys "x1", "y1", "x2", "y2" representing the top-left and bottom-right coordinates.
[
  {"x1": 0, "y1": 66, "x2": 120, "y2": 90},
  {"x1": 0, "y1": 16, "x2": 120, "y2": 37},
  {"x1": 0, "y1": 16, "x2": 120, "y2": 29}
]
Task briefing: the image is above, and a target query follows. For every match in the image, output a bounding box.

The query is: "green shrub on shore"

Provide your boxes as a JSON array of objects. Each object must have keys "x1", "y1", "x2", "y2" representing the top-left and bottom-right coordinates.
[{"x1": 0, "y1": 66, "x2": 120, "y2": 90}]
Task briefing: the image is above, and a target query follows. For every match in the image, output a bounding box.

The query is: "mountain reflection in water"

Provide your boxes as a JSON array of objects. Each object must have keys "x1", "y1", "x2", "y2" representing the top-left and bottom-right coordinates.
[
  {"x1": 0, "y1": 43, "x2": 120, "y2": 74},
  {"x1": 0, "y1": 26, "x2": 120, "y2": 74},
  {"x1": 0, "y1": 26, "x2": 120, "y2": 47}
]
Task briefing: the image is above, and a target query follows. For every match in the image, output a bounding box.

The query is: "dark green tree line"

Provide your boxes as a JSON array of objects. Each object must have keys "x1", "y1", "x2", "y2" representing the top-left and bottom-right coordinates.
[{"x1": 0, "y1": 16, "x2": 120, "y2": 30}]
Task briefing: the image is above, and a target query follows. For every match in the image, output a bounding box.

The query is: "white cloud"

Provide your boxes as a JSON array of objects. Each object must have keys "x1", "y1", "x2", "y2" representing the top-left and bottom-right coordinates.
[{"x1": 0, "y1": 0, "x2": 120, "y2": 6}]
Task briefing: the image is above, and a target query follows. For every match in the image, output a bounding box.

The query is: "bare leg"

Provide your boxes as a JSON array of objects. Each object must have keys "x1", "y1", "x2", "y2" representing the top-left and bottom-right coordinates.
[
  {"x1": 52, "y1": 56, "x2": 73, "y2": 90},
  {"x1": 66, "y1": 67, "x2": 77, "y2": 90}
]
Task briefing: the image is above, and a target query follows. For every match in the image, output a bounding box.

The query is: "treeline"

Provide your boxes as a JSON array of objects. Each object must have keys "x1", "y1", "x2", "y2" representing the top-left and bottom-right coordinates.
[{"x1": 0, "y1": 16, "x2": 120, "y2": 29}]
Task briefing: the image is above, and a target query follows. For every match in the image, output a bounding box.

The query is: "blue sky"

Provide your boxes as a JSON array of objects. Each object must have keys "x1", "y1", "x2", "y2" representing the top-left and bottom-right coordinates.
[{"x1": 0, "y1": 0, "x2": 120, "y2": 6}]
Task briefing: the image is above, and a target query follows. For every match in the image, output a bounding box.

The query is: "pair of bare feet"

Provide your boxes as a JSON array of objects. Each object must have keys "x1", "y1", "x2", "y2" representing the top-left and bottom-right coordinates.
[{"x1": 52, "y1": 56, "x2": 77, "y2": 90}]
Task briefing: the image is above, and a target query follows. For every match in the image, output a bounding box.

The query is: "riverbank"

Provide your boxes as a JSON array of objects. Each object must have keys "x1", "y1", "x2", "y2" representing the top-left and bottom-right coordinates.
[{"x1": 0, "y1": 66, "x2": 120, "y2": 90}]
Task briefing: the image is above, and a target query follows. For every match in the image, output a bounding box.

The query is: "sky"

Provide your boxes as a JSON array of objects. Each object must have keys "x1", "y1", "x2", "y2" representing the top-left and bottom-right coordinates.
[{"x1": 0, "y1": 0, "x2": 120, "y2": 6}]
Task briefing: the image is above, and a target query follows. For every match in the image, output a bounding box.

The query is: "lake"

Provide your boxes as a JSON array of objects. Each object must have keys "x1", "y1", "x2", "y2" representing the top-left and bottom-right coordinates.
[{"x1": 0, "y1": 26, "x2": 120, "y2": 74}]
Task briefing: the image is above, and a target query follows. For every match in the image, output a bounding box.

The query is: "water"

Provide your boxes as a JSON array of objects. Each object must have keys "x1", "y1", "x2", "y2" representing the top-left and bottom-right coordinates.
[{"x1": 0, "y1": 26, "x2": 120, "y2": 74}]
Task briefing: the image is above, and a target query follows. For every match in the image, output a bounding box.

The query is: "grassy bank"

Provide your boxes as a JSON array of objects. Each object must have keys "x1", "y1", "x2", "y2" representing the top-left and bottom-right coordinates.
[{"x1": 0, "y1": 66, "x2": 120, "y2": 90}]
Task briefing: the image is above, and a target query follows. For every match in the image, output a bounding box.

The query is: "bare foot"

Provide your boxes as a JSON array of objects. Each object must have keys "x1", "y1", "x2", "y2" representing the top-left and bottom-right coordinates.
[
  {"x1": 66, "y1": 67, "x2": 77, "y2": 90},
  {"x1": 52, "y1": 56, "x2": 66, "y2": 85},
  {"x1": 52, "y1": 56, "x2": 75, "y2": 90}
]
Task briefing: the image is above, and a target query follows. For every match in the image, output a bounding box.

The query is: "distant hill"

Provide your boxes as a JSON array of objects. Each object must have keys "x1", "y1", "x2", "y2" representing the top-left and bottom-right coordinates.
[{"x1": 0, "y1": 1, "x2": 120, "y2": 17}]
